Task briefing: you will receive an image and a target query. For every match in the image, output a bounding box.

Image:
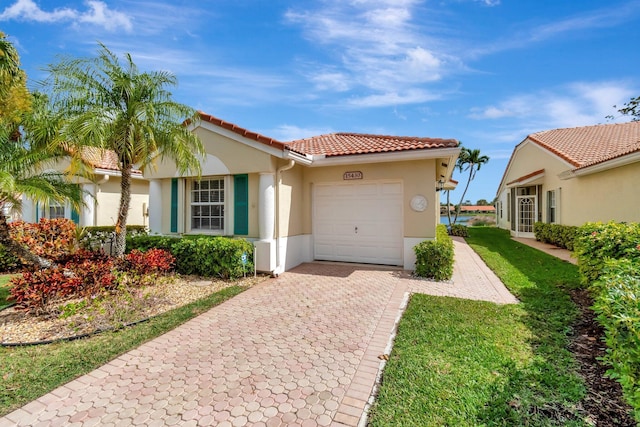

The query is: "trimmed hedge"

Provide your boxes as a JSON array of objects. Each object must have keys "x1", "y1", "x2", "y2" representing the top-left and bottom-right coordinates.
[
  {"x1": 574, "y1": 221, "x2": 640, "y2": 421},
  {"x1": 414, "y1": 224, "x2": 454, "y2": 281},
  {"x1": 533, "y1": 222, "x2": 578, "y2": 251},
  {"x1": 593, "y1": 259, "x2": 640, "y2": 422},
  {"x1": 127, "y1": 234, "x2": 254, "y2": 280},
  {"x1": 574, "y1": 221, "x2": 640, "y2": 285}
]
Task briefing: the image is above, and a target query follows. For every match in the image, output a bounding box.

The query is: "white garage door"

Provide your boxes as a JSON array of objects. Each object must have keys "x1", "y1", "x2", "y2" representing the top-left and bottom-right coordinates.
[{"x1": 314, "y1": 181, "x2": 403, "y2": 266}]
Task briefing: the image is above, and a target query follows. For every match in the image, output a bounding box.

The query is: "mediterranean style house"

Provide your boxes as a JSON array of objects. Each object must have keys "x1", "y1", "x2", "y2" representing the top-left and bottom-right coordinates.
[
  {"x1": 145, "y1": 112, "x2": 460, "y2": 274},
  {"x1": 21, "y1": 148, "x2": 149, "y2": 228},
  {"x1": 495, "y1": 121, "x2": 640, "y2": 237}
]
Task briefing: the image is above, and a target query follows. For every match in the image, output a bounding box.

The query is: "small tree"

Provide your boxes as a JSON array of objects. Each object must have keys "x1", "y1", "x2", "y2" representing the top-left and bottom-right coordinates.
[{"x1": 42, "y1": 43, "x2": 205, "y2": 257}]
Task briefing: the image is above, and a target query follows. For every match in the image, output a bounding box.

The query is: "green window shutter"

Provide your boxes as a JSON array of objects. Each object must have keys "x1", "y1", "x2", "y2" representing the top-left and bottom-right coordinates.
[
  {"x1": 35, "y1": 203, "x2": 40, "y2": 222},
  {"x1": 170, "y1": 178, "x2": 178, "y2": 233},
  {"x1": 234, "y1": 174, "x2": 249, "y2": 235},
  {"x1": 71, "y1": 209, "x2": 80, "y2": 224}
]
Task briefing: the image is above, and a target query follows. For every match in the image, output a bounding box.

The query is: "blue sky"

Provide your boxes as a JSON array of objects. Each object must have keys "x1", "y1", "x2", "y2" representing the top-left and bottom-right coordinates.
[{"x1": 2, "y1": 0, "x2": 639, "y2": 204}]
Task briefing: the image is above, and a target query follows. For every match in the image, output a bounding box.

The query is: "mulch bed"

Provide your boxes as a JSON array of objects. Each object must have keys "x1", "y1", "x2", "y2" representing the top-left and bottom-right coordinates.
[
  {"x1": 568, "y1": 288, "x2": 636, "y2": 426},
  {"x1": 1, "y1": 274, "x2": 266, "y2": 345}
]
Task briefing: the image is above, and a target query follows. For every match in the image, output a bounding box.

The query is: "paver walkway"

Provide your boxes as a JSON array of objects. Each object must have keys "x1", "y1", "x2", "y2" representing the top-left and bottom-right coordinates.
[
  {"x1": 512, "y1": 237, "x2": 577, "y2": 264},
  {"x1": 0, "y1": 239, "x2": 516, "y2": 427}
]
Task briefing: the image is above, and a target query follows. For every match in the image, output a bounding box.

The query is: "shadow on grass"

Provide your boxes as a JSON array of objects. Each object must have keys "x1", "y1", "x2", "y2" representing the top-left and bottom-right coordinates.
[{"x1": 466, "y1": 228, "x2": 589, "y2": 426}]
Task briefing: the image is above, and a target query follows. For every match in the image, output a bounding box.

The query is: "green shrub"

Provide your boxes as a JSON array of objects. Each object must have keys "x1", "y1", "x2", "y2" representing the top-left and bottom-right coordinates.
[
  {"x1": 449, "y1": 224, "x2": 469, "y2": 237},
  {"x1": 127, "y1": 234, "x2": 254, "y2": 280},
  {"x1": 574, "y1": 222, "x2": 640, "y2": 285},
  {"x1": 172, "y1": 236, "x2": 253, "y2": 279},
  {"x1": 592, "y1": 258, "x2": 640, "y2": 421},
  {"x1": 533, "y1": 222, "x2": 578, "y2": 251},
  {"x1": 414, "y1": 224, "x2": 454, "y2": 281},
  {"x1": 126, "y1": 234, "x2": 178, "y2": 253}
]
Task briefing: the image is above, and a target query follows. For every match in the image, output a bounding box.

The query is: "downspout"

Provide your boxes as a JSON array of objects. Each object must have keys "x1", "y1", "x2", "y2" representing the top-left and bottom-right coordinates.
[{"x1": 274, "y1": 160, "x2": 295, "y2": 276}]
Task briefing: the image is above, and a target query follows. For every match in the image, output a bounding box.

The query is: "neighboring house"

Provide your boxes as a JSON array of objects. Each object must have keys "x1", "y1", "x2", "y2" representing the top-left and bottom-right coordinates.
[
  {"x1": 145, "y1": 112, "x2": 460, "y2": 274},
  {"x1": 21, "y1": 147, "x2": 150, "y2": 227},
  {"x1": 495, "y1": 121, "x2": 640, "y2": 238}
]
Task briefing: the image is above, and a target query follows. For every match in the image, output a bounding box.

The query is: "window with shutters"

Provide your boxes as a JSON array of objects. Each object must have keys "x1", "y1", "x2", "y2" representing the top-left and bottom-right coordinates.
[{"x1": 191, "y1": 178, "x2": 225, "y2": 231}]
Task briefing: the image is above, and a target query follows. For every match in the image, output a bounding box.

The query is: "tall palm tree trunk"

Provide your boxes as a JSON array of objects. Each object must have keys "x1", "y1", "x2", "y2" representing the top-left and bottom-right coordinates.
[
  {"x1": 0, "y1": 213, "x2": 52, "y2": 269},
  {"x1": 453, "y1": 166, "x2": 475, "y2": 225},
  {"x1": 113, "y1": 165, "x2": 132, "y2": 257},
  {"x1": 446, "y1": 190, "x2": 453, "y2": 227}
]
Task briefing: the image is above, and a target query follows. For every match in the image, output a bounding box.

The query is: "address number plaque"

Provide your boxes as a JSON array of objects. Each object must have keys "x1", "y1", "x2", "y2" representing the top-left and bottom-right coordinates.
[{"x1": 343, "y1": 171, "x2": 363, "y2": 180}]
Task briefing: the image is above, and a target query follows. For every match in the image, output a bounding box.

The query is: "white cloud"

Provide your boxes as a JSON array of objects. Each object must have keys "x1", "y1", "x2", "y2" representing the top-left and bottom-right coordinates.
[
  {"x1": 469, "y1": 81, "x2": 637, "y2": 128},
  {"x1": 0, "y1": 0, "x2": 76, "y2": 22},
  {"x1": 77, "y1": 1, "x2": 132, "y2": 32},
  {"x1": 348, "y1": 89, "x2": 441, "y2": 107},
  {"x1": 0, "y1": 0, "x2": 132, "y2": 32},
  {"x1": 309, "y1": 71, "x2": 352, "y2": 92},
  {"x1": 269, "y1": 125, "x2": 335, "y2": 142},
  {"x1": 471, "y1": 2, "x2": 640, "y2": 57},
  {"x1": 285, "y1": 1, "x2": 459, "y2": 107}
]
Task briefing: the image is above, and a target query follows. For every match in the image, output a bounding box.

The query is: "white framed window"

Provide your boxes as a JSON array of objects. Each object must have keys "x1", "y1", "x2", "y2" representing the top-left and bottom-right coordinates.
[
  {"x1": 547, "y1": 190, "x2": 556, "y2": 223},
  {"x1": 48, "y1": 202, "x2": 66, "y2": 219},
  {"x1": 190, "y1": 177, "x2": 226, "y2": 232}
]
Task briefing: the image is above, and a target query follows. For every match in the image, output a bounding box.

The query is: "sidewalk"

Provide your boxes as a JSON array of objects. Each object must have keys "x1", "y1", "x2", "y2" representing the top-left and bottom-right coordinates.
[{"x1": 511, "y1": 237, "x2": 577, "y2": 264}]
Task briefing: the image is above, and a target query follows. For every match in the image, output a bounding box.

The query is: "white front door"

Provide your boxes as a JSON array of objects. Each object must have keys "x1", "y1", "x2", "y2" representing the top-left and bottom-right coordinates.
[
  {"x1": 313, "y1": 181, "x2": 403, "y2": 265},
  {"x1": 516, "y1": 195, "x2": 536, "y2": 237}
]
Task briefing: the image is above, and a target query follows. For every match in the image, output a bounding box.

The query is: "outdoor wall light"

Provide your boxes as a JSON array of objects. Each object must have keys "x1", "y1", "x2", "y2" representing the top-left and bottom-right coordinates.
[{"x1": 436, "y1": 179, "x2": 445, "y2": 192}]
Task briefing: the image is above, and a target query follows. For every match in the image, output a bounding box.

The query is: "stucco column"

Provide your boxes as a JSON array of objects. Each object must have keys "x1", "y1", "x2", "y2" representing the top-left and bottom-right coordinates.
[
  {"x1": 258, "y1": 173, "x2": 275, "y2": 241},
  {"x1": 148, "y1": 179, "x2": 163, "y2": 234},
  {"x1": 80, "y1": 183, "x2": 96, "y2": 227}
]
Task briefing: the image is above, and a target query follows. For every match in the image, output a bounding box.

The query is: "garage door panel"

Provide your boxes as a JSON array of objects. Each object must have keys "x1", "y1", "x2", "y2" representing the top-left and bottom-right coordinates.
[{"x1": 313, "y1": 181, "x2": 403, "y2": 266}]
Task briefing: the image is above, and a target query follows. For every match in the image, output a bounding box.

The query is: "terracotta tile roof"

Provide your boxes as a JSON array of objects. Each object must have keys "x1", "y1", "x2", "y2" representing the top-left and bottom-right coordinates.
[
  {"x1": 528, "y1": 121, "x2": 640, "y2": 169},
  {"x1": 198, "y1": 112, "x2": 286, "y2": 150},
  {"x1": 81, "y1": 147, "x2": 120, "y2": 171},
  {"x1": 506, "y1": 168, "x2": 545, "y2": 186},
  {"x1": 459, "y1": 205, "x2": 496, "y2": 212},
  {"x1": 80, "y1": 147, "x2": 143, "y2": 176},
  {"x1": 285, "y1": 133, "x2": 459, "y2": 157}
]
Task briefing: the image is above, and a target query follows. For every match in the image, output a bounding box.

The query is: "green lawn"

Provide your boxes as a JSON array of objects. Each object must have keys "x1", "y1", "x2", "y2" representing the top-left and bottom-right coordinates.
[
  {"x1": 369, "y1": 227, "x2": 589, "y2": 426},
  {"x1": 0, "y1": 285, "x2": 245, "y2": 416}
]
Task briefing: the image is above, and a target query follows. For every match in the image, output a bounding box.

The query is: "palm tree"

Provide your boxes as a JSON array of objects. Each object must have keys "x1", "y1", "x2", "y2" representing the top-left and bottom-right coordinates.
[
  {"x1": 452, "y1": 147, "x2": 489, "y2": 225},
  {"x1": 42, "y1": 44, "x2": 205, "y2": 256}
]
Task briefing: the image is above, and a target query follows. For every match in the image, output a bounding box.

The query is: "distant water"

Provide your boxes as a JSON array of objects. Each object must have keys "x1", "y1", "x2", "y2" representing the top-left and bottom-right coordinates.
[{"x1": 440, "y1": 215, "x2": 471, "y2": 225}]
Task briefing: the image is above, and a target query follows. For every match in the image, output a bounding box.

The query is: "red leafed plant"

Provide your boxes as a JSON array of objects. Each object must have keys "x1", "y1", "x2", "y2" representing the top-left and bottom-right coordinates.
[
  {"x1": 9, "y1": 268, "x2": 83, "y2": 313},
  {"x1": 63, "y1": 250, "x2": 116, "y2": 295},
  {"x1": 9, "y1": 218, "x2": 77, "y2": 262},
  {"x1": 123, "y1": 249, "x2": 175, "y2": 275}
]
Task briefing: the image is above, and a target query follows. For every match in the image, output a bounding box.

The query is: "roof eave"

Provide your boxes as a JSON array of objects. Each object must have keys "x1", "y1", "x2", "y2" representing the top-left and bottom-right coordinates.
[
  {"x1": 197, "y1": 119, "x2": 287, "y2": 159},
  {"x1": 560, "y1": 150, "x2": 640, "y2": 179},
  {"x1": 306, "y1": 147, "x2": 461, "y2": 167}
]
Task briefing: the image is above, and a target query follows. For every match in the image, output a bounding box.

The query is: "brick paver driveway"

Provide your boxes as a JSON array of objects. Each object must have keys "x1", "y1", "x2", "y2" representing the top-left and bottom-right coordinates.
[{"x1": 1, "y1": 244, "x2": 516, "y2": 427}]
